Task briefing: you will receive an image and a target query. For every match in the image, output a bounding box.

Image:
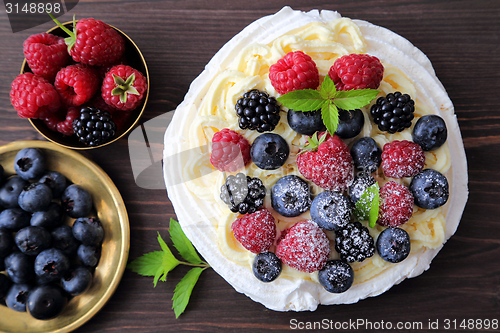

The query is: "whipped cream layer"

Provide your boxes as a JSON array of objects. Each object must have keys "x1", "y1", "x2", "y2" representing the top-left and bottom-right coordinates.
[{"x1": 163, "y1": 7, "x2": 468, "y2": 311}]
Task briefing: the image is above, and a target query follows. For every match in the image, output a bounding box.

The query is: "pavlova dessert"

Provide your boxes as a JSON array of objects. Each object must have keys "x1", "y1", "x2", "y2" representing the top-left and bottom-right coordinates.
[{"x1": 163, "y1": 7, "x2": 468, "y2": 311}]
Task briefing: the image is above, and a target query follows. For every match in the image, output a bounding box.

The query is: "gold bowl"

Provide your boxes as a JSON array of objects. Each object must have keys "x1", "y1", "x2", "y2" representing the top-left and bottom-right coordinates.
[
  {"x1": 22, "y1": 21, "x2": 149, "y2": 150},
  {"x1": 0, "y1": 140, "x2": 130, "y2": 332}
]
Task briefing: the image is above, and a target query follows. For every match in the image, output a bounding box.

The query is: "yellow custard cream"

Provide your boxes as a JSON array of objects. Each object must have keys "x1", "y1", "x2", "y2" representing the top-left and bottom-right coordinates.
[{"x1": 163, "y1": 7, "x2": 468, "y2": 311}]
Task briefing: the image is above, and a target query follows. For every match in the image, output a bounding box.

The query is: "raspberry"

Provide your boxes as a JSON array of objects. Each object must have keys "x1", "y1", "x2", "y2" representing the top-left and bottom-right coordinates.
[
  {"x1": 231, "y1": 209, "x2": 276, "y2": 254},
  {"x1": 328, "y1": 53, "x2": 384, "y2": 91},
  {"x1": 210, "y1": 129, "x2": 251, "y2": 172},
  {"x1": 381, "y1": 140, "x2": 425, "y2": 178},
  {"x1": 54, "y1": 64, "x2": 99, "y2": 107},
  {"x1": 296, "y1": 132, "x2": 354, "y2": 191},
  {"x1": 101, "y1": 65, "x2": 148, "y2": 111},
  {"x1": 275, "y1": 220, "x2": 330, "y2": 273},
  {"x1": 10, "y1": 73, "x2": 61, "y2": 119},
  {"x1": 23, "y1": 33, "x2": 70, "y2": 82},
  {"x1": 43, "y1": 114, "x2": 60, "y2": 132},
  {"x1": 56, "y1": 107, "x2": 80, "y2": 136},
  {"x1": 269, "y1": 51, "x2": 319, "y2": 95},
  {"x1": 378, "y1": 181, "x2": 414, "y2": 227}
]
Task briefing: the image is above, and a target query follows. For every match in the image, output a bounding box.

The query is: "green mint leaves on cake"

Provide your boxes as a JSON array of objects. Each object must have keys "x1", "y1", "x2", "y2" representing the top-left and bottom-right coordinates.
[
  {"x1": 127, "y1": 219, "x2": 209, "y2": 318},
  {"x1": 277, "y1": 75, "x2": 379, "y2": 136},
  {"x1": 354, "y1": 182, "x2": 380, "y2": 228}
]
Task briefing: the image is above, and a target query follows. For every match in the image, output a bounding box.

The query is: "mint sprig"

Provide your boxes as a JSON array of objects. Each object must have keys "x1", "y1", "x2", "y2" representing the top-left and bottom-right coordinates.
[
  {"x1": 127, "y1": 218, "x2": 209, "y2": 318},
  {"x1": 277, "y1": 75, "x2": 379, "y2": 135},
  {"x1": 354, "y1": 182, "x2": 380, "y2": 228}
]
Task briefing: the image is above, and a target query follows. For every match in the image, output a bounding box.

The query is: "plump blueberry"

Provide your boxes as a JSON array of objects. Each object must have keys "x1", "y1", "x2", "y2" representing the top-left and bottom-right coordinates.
[
  {"x1": 271, "y1": 175, "x2": 311, "y2": 217},
  {"x1": 15, "y1": 226, "x2": 52, "y2": 256},
  {"x1": 409, "y1": 169, "x2": 449, "y2": 209},
  {"x1": 14, "y1": 148, "x2": 46, "y2": 181},
  {"x1": 72, "y1": 217, "x2": 104, "y2": 246},
  {"x1": 18, "y1": 183, "x2": 53, "y2": 213},
  {"x1": 287, "y1": 109, "x2": 325, "y2": 136},
  {"x1": 51, "y1": 225, "x2": 80, "y2": 257},
  {"x1": 250, "y1": 133, "x2": 289, "y2": 170},
  {"x1": 311, "y1": 191, "x2": 353, "y2": 231},
  {"x1": 412, "y1": 115, "x2": 447, "y2": 151},
  {"x1": 38, "y1": 171, "x2": 67, "y2": 198},
  {"x1": 27, "y1": 284, "x2": 67, "y2": 320},
  {"x1": 348, "y1": 173, "x2": 377, "y2": 205},
  {"x1": 5, "y1": 283, "x2": 32, "y2": 312},
  {"x1": 31, "y1": 202, "x2": 63, "y2": 230},
  {"x1": 335, "y1": 109, "x2": 365, "y2": 139},
  {"x1": 62, "y1": 266, "x2": 92, "y2": 296},
  {"x1": 0, "y1": 208, "x2": 31, "y2": 231},
  {"x1": 376, "y1": 227, "x2": 411, "y2": 263},
  {"x1": 61, "y1": 184, "x2": 93, "y2": 218},
  {"x1": 252, "y1": 252, "x2": 282, "y2": 282},
  {"x1": 0, "y1": 228, "x2": 14, "y2": 258},
  {"x1": 77, "y1": 244, "x2": 100, "y2": 267},
  {"x1": 350, "y1": 137, "x2": 382, "y2": 173},
  {"x1": 0, "y1": 273, "x2": 12, "y2": 299},
  {"x1": 4, "y1": 252, "x2": 34, "y2": 284},
  {"x1": 34, "y1": 248, "x2": 70, "y2": 283},
  {"x1": 318, "y1": 260, "x2": 354, "y2": 293},
  {"x1": 0, "y1": 176, "x2": 29, "y2": 208}
]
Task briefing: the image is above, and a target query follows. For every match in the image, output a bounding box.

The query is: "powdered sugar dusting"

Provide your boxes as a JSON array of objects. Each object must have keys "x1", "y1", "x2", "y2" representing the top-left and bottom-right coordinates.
[
  {"x1": 381, "y1": 140, "x2": 425, "y2": 178},
  {"x1": 231, "y1": 208, "x2": 277, "y2": 253},
  {"x1": 378, "y1": 181, "x2": 414, "y2": 227}
]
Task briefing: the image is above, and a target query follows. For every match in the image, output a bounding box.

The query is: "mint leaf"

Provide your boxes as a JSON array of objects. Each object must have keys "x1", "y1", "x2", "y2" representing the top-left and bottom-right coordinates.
[
  {"x1": 277, "y1": 89, "x2": 324, "y2": 111},
  {"x1": 333, "y1": 89, "x2": 380, "y2": 111},
  {"x1": 127, "y1": 251, "x2": 164, "y2": 277},
  {"x1": 169, "y1": 218, "x2": 203, "y2": 265},
  {"x1": 172, "y1": 267, "x2": 206, "y2": 318},
  {"x1": 354, "y1": 183, "x2": 380, "y2": 227},
  {"x1": 321, "y1": 101, "x2": 339, "y2": 135},
  {"x1": 154, "y1": 232, "x2": 181, "y2": 286},
  {"x1": 369, "y1": 189, "x2": 380, "y2": 228},
  {"x1": 319, "y1": 75, "x2": 337, "y2": 100}
]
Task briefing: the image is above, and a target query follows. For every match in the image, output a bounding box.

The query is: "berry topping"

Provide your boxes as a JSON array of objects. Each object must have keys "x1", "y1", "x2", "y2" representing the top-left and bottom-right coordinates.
[
  {"x1": 72, "y1": 107, "x2": 117, "y2": 147},
  {"x1": 409, "y1": 169, "x2": 449, "y2": 209},
  {"x1": 310, "y1": 191, "x2": 353, "y2": 231},
  {"x1": 250, "y1": 133, "x2": 289, "y2": 170},
  {"x1": 220, "y1": 173, "x2": 266, "y2": 214},
  {"x1": 412, "y1": 115, "x2": 448, "y2": 151},
  {"x1": 252, "y1": 251, "x2": 282, "y2": 282},
  {"x1": 271, "y1": 175, "x2": 311, "y2": 218},
  {"x1": 54, "y1": 64, "x2": 99, "y2": 107},
  {"x1": 378, "y1": 181, "x2": 414, "y2": 227},
  {"x1": 210, "y1": 128, "x2": 251, "y2": 172},
  {"x1": 235, "y1": 89, "x2": 281, "y2": 132},
  {"x1": 350, "y1": 137, "x2": 382, "y2": 173},
  {"x1": 23, "y1": 33, "x2": 70, "y2": 82},
  {"x1": 101, "y1": 65, "x2": 148, "y2": 111},
  {"x1": 231, "y1": 209, "x2": 276, "y2": 254},
  {"x1": 276, "y1": 220, "x2": 330, "y2": 273},
  {"x1": 318, "y1": 260, "x2": 354, "y2": 293},
  {"x1": 335, "y1": 221, "x2": 375, "y2": 263},
  {"x1": 287, "y1": 109, "x2": 325, "y2": 136},
  {"x1": 370, "y1": 92, "x2": 415, "y2": 133},
  {"x1": 335, "y1": 108, "x2": 364, "y2": 139},
  {"x1": 328, "y1": 53, "x2": 384, "y2": 91},
  {"x1": 348, "y1": 173, "x2": 377, "y2": 205},
  {"x1": 376, "y1": 227, "x2": 411, "y2": 263},
  {"x1": 381, "y1": 140, "x2": 425, "y2": 178},
  {"x1": 269, "y1": 51, "x2": 320, "y2": 95}
]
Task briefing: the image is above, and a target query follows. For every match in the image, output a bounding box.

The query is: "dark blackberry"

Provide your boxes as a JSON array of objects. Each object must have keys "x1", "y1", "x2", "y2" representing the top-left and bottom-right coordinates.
[
  {"x1": 72, "y1": 107, "x2": 117, "y2": 147},
  {"x1": 220, "y1": 173, "x2": 266, "y2": 215},
  {"x1": 335, "y1": 221, "x2": 375, "y2": 263},
  {"x1": 235, "y1": 89, "x2": 281, "y2": 132},
  {"x1": 370, "y1": 92, "x2": 415, "y2": 134}
]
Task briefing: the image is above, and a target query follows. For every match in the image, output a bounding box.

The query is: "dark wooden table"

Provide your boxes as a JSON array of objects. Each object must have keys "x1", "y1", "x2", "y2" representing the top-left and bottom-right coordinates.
[{"x1": 1, "y1": 0, "x2": 499, "y2": 332}]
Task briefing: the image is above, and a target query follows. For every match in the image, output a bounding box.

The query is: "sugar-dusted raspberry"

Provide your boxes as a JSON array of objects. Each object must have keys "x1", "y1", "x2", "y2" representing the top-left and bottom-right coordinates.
[
  {"x1": 269, "y1": 51, "x2": 320, "y2": 95},
  {"x1": 54, "y1": 64, "x2": 99, "y2": 107},
  {"x1": 381, "y1": 140, "x2": 425, "y2": 178},
  {"x1": 210, "y1": 128, "x2": 251, "y2": 172},
  {"x1": 23, "y1": 33, "x2": 70, "y2": 82},
  {"x1": 378, "y1": 181, "x2": 414, "y2": 227},
  {"x1": 275, "y1": 220, "x2": 330, "y2": 273},
  {"x1": 328, "y1": 53, "x2": 384, "y2": 91},
  {"x1": 56, "y1": 107, "x2": 80, "y2": 136},
  {"x1": 231, "y1": 208, "x2": 276, "y2": 254}
]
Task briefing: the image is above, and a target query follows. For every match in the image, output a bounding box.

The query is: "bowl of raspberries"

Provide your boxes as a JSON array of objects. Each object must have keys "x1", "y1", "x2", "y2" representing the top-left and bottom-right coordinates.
[{"x1": 10, "y1": 15, "x2": 149, "y2": 149}]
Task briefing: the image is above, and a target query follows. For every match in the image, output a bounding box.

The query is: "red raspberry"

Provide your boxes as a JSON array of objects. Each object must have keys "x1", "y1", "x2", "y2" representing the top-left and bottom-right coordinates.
[
  {"x1": 54, "y1": 64, "x2": 99, "y2": 107},
  {"x1": 23, "y1": 33, "x2": 70, "y2": 82},
  {"x1": 56, "y1": 107, "x2": 80, "y2": 136},
  {"x1": 269, "y1": 51, "x2": 319, "y2": 95},
  {"x1": 231, "y1": 209, "x2": 276, "y2": 254},
  {"x1": 378, "y1": 181, "x2": 414, "y2": 227},
  {"x1": 10, "y1": 73, "x2": 61, "y2": 119},
  {"x1": 296, "y1": 132, "x2": 354, "y2": 191},
  {"x1": 275, "y1": 220, "x2": 330, "y2": 273},
  {"x1": 101, "y1": 65, "x2": 148, "y2": 111},
  {"x1": 328, "y1": 54, "x2": 384, "y2": 91},
  {"x1": 210, "y1": 128, "x2": 251, "y2": 172},
  {"x1": 381, "y1": 140, "x2": 425, "y2": 178},
  {"x1": 43, "y1": 114, "x2": 60, "y2": 132}
]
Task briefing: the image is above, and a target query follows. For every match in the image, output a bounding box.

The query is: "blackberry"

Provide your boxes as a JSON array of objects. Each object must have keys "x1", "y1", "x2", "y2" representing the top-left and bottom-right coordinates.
[
  {"x1": 335, "y1": 221, "x2": 375, "y2": 263},
  {"x1": 235, "y1": 89, "x2": 281, "y2": 132},
  {"x1": 220, "y1": 173, "x2": 266, "y2": 215},
  {"x1": 370, "y1": 92, "x2": 415, "y2": 134},
  {"x1": 72, "y1": 107, "x2": 116, "y2": 147}
]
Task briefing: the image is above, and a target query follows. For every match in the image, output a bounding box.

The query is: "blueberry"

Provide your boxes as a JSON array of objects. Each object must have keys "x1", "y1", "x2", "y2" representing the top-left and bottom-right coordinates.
[
  {"x1": 409, "y1": 169, "x2": 449, "y2": 209},
  {"x1": 412, "y1": 115, "x2": 447, "y2": 151},
  {"x1": 311, "y1": 191, "x2": 353, "y2": 231},
  {"x1": 271, "y1": 175, "x2": 311, "y2": 217},
  {"x1": 0, "y1": 208, "x2": 30, "y2": 231},
  {"x1": 51, "y1": 225, "x2": 80, "y2": 257},
  {"x1": 72, "y1": 217, "x2": 104, "y2": 246},
  {"x1": 38, "y1": 171, "x2": 67, "y2": 198},
  {"x1": 27, "y1": 284, "x2": 67, "y2": 320},
  {"x1": 31, "y1": 202, "x2": 63, "y2": 230},
  {"x1": 0, "y1": 273, "x2": 12, "y2": 299},
  {"x1": 350, "y1": 137, "x2": 382, "y2": 173},
  {"x1": 14, "y1": 148, "x2": 46, "y2": 181},
  {"x1": 4, "y1": 252, "x2": 34, "y2": 284},
  {"x1": 15, "y1": 226, "x2": 52, "y2": 256},
  {"x1": 34, "y1": 248, "x2": 70, "y2": 283},
  {"x1": 348, "y1": 173, "x2": 377, "y2": 205},
  {"x1": 287, "y1": 109, "x2": 325, "y2": 136},
  {"x1": 376, "y1": 227, "x2": 411, "y2": 263},
  {"x1": 0, "y1": 228, "x2": 14, "y2": 258},
  {"x1": 62, "y1": 266, "x2": 92, "y2": 296},
  {"x1": 18, "y1": 183, "x2": 53, "y2": 213},
  {"x1": 252, "y1": 252, "x2": 282, "y2": 282},
  {"x1": 77, "y1": 244, "x2": 100, "y2": 267},
  {"x1": 0, "y1": 176, "x2": 28, "y2": 208},
  {"x1": 318, "y1": 260, "x2": 354, "y2": 293},
  {"x1": 335, "y1": 109, "x2": 365, "y2": 139},
  {"x1": 0, "y1": 164, "x2": 4, "y2": 185},
  {"x1": 250, "y1": 133, "x2": 289, "y2": 170},
  {"x1": 61, "y1": 184, "x2": 93, "y2": 218},
  {"x1": 5, "y1": 283, "x2": 32, "y2": 312}
]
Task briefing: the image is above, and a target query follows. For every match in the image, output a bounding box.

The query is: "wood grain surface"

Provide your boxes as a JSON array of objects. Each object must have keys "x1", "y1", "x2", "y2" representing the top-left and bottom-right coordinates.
[{"x1": 0, "y1": 0, "x2": 499, "y2": 332}]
